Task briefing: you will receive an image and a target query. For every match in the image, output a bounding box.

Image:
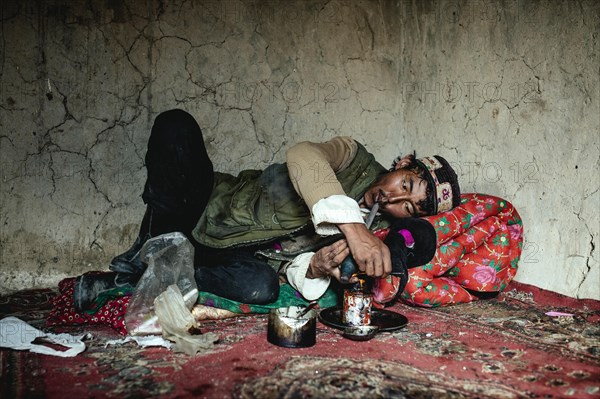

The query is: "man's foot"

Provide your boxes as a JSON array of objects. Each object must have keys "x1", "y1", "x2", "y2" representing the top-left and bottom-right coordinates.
[
  {"x1": 109, "y1": 233, "x2": 150, "y2": 274},
  {"x1": 109, "y1": 206, "x2": 155, "y2": 274},
  {"x1": 109, "y1": 206, "x2": 185, "y2": 274},
  {"x1": 73, "y1": 272, "x2": 138, "y2": 311}
]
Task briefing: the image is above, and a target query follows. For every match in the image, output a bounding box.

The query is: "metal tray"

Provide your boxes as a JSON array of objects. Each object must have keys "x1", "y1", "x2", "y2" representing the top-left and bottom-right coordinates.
[{"x1": 318, "y1": 307, "x2": 408, "y2": 332}]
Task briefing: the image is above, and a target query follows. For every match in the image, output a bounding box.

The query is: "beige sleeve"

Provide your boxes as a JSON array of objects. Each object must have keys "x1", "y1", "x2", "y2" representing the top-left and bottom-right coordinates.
[{"x1": 286, "y1": 136, "x2": 358, "y2": 210}]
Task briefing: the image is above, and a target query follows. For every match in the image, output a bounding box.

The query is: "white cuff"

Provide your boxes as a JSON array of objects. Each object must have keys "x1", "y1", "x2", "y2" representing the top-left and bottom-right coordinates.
[
  {"x1": 285, "y1": 252, "x2": 331, "y2": 301},
  {"x1": 312, "y1": 195, "x2": 364, "y2": 236}
]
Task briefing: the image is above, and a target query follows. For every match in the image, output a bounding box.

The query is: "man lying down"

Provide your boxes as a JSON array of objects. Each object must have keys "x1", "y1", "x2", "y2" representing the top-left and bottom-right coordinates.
[{"x1": 73, "y1": 109, "x2": 461, "y2": 310}]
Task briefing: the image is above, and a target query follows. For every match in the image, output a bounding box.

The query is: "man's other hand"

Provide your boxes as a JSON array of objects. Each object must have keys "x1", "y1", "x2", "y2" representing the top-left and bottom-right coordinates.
[
  {"x1": 307, "y1": 239, "x2": 350, "y2": 281},
  {"x1": 337, "y1": 223, "x2": 392, "y2": 278}
]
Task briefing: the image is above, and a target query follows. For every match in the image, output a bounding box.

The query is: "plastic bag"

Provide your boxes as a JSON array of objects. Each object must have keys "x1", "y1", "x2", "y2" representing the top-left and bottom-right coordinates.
[
  {"x1": 125, "y1": 232, "x2": 198, "y2": 335},
  {"x1": 154, "y1": 284, "x2": 219, "y2": 355}
]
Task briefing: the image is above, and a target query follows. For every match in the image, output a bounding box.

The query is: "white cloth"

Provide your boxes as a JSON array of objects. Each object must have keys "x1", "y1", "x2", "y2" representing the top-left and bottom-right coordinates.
[
  {"x1": 311, "y1": 195, "x2": 364, "y2": 235},
  {"x1": 285, "y1": 253, "x2": 331, "y2": 301},
  {"x1": 0, "y1": 316, "x2": 87, "y2": 357}
]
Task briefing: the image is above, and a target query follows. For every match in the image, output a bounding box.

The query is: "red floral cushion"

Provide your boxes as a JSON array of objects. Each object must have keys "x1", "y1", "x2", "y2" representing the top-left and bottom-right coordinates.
[
  {"x1": 374, "y1": 193, "x2": 523, "y2": 307},
  {"x1": 46, "y1": 277, "x2": 130, "y2": 335}
]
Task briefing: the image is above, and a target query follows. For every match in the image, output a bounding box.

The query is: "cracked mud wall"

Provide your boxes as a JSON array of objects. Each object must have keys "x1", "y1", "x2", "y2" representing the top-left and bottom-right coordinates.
[{"x1": 0, "y1": 0, "x2": 598, "y2": 299}]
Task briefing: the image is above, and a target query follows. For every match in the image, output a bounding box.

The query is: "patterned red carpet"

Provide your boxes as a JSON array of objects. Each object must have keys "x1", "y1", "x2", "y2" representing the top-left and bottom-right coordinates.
[{"x1": 1, "y1": 282, "x2": 599, "y2": 398}]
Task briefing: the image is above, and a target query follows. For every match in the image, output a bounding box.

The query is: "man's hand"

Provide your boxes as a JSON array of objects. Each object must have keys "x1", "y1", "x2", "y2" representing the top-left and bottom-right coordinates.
[
  {"x1": 307, "y1": 239, "x2": 351, "y2": 281},
  {"x1": 337, "y1": 222, "x2": 392, "y2": 278}
]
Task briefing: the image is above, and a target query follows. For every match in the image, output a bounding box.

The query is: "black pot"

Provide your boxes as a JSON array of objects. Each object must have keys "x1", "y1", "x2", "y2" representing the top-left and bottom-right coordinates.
[{"x1": 267, "y1": 306, "x2": 317, "y2": 348}]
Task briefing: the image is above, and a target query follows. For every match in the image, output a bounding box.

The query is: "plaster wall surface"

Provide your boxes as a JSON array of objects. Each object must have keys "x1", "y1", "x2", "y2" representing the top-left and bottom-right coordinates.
[{"x1": 1, "y1": 0, "x2": 598, "y2": 299}]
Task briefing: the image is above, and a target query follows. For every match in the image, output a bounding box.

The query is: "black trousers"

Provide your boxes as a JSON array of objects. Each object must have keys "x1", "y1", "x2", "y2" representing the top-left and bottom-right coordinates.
[{"x1": 141, "y1": 109, "x2": 279, "y2": 304}]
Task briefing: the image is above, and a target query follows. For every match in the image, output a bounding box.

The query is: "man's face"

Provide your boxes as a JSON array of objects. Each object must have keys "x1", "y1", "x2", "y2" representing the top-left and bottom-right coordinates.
[{"x1": 362, "y1": 167, "x2": 429, "y2": 218}]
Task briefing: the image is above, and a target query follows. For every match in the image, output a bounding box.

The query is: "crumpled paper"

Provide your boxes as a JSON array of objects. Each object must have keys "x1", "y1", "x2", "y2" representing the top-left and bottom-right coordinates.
[
  {"x1": 0, "y1": 316, "x2": 87, "y2": 357},
  {"x1": 105, "y1": 335, "x2": 173, "y2": 349},
  {"x1": 545, "y1": 311, "x2": 574, "y2": 317}
]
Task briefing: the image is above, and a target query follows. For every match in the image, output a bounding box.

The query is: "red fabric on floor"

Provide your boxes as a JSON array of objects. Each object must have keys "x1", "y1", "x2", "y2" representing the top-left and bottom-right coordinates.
[{"x1": 46, "y1": 277, "x2": 129, "y2": 335}]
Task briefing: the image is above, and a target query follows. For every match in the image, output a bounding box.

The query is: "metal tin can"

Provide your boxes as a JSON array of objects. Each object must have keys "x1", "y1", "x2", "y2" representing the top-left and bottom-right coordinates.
[
  {"x1": 267, "y1": 306, "x2": 317, "y2": 348},
  {"x1": 342, "y1": 290, "x2": 373, "y2": 326}
]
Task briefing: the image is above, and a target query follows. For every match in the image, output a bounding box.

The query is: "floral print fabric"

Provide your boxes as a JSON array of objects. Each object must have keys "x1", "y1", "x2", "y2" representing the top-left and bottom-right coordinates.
[
  {"x1": 375, "y1": 194, "x2": 523, "y2": 307},
  {"x1": 46, "y1": 277, "x2": 129, "y2": 335}
]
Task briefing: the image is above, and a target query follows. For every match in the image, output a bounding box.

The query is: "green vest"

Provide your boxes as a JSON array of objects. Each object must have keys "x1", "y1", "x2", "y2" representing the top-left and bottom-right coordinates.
[{"x1": 192, "y1": 142, "x2": 386, "y2": 248}]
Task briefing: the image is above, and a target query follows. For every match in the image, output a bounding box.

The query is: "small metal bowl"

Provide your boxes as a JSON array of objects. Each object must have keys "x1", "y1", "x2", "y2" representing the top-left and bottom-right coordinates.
[{"x1": 342, "y1": 325, "x2": 379, "y2": 341}]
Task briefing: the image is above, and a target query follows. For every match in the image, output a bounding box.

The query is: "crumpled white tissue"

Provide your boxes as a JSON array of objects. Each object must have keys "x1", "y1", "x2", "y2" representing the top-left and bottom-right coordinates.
[{"x1": 0, "y1": 316, "x2": 87, "y2": 357}]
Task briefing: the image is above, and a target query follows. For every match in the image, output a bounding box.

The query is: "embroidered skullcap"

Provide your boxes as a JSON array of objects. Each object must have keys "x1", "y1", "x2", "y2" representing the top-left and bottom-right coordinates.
[{"x1": 415, "y1": 156, "x2": 461, "y2": 214}]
